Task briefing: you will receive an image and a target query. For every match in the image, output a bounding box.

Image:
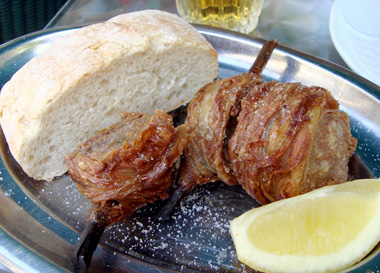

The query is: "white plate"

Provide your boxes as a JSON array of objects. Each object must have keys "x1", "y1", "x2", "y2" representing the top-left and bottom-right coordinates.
[{"x1": 330, "y1": 0, "x2": 380, "y2": 87}]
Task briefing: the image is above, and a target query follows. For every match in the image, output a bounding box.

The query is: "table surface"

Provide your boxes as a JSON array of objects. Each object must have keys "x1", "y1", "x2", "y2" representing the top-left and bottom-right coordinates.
[{"x1": 47, "y1": 0, "x2": 350, "y2": 70}]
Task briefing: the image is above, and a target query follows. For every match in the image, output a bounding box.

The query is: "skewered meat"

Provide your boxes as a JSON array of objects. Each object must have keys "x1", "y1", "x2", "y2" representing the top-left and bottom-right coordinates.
[
  {"x1": 66, "y1": 110, "x2": 193, "y2": 225},
  {"x1": 183, "y1": 73, "x2": 265, "y2": 188},
  {"x1": 158, "y1": 73, "x2": 265, "y2": 219},
  {"x1": 228, "y1": 82, "x2": 357, "y2": 204},
  {"x1": 181, "y1": 40, "x2": 277, "y2": 190},
  {"x1": 159, "y1": 40, "x2": 357, "y2": 218},
  {"x1": 66, "y1": 110, "x2": 193, "y2": 270},
  {"x1": 158, "y1": 41, "x2": 277, "y2": 218}
]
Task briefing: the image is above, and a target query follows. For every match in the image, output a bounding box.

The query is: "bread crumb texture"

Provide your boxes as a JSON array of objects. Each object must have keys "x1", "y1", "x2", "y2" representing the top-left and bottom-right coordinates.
[{"x1": 0, "y1": 10, "x2": 218, "y2": 181}]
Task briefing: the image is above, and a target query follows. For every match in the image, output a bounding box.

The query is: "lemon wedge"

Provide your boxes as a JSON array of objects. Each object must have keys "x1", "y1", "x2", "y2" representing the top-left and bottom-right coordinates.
[{"x1": 230, "y1": 178, "x2": 380, "y2": 273}]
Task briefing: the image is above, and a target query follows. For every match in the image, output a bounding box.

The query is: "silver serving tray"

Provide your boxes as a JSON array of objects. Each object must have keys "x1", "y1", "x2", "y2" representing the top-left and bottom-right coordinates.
[{"x1": 0, "y1": 25, "x2": 380, "y2": 273}]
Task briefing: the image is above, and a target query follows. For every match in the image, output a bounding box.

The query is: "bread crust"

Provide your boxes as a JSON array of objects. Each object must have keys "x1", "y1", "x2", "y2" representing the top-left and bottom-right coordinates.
[{"x1": 0, "y1": 10, "x2": 218, "y2": 181}]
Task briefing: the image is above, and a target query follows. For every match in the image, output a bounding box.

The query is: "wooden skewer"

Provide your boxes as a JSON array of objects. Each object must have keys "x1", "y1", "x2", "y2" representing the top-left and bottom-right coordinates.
[
  {"x1": 72, "y1": 219, "x2": 106, "y2": 273},
  {"x1": 249, "y1": 39, "x2": 278, "y2": 74},
  {"x1": 72, "y1": 200, "x2": 119, "y2": 272}
]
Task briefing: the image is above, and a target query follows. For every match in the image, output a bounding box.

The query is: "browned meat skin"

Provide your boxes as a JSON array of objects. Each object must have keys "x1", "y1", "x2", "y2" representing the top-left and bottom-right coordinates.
[
  {"x1": 180, "y1": 73, "x2": 265, "y2": 189},
  {"x1": 159, "y1": 40, "x2": 357, "y2": 218},
  {"x1": 157, "y1": 41, "x2": 278, "y2": 219},
  {"x1": 160, "y1": 79, "x2": 357, "y2": 219},
  {"x1": 66, "y1": 110, "x2": 193, "y2": 226},
  {"x1": 157, "y1": 73, "x2": 264, "y2": 220},
  {"x1": 228, "y1": 82, "x2": 357, "y2": 204}
]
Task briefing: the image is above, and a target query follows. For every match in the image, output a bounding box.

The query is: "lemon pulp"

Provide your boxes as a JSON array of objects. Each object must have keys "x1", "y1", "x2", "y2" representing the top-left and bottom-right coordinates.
[
  {"x1": 230, "y1": 179, "x2": 380, "y2": 273},
  {"x1": 248, "y1": 193, "x2": 379, "y2": 255}
]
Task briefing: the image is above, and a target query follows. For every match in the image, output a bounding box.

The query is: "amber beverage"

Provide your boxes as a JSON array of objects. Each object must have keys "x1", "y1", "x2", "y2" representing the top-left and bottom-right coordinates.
[{"x1": 176, "y1": 0, "x2": 263, "y2": 34}]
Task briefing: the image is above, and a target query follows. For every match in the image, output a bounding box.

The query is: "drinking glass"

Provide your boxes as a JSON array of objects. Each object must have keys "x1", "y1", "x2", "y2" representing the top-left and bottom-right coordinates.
[{"x1": 176, "y1": 0, "x2": 264, "y2": 34}]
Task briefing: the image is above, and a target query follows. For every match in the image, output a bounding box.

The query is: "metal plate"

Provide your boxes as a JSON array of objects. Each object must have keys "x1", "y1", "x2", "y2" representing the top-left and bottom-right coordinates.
[{"x1": 0, "y1": 25, "x2": 380, "y2": 273}]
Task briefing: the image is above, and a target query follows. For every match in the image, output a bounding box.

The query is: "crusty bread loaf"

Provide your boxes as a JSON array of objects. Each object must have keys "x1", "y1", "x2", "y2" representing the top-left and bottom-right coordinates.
[{"x1": 0, "y1": 10, "x2": 218, "y2": 181}]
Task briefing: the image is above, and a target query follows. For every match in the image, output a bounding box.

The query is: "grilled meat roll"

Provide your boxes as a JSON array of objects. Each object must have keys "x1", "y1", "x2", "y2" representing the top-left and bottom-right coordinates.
[
  {"x1": 66, "y1": 110, "x2": 193, "y2": 226},
  {"x1": 66, "y1": 110, "x2": 193, "y2": 270},
  {"x1": 158, "y1": 39, "x2": 356, "y2": 215},
  {"x1": 228, "y1": 82, "x2": 357, "y2": 204},
  {"x1": 183, "y1": 73, "x2": 265, "y2": 188},
  {"x1": 161, "y1": 78, "x2": 356, "y2": 213},
  {"x1": 157, "y1": 73, "x2": 265, "y2": 219}
]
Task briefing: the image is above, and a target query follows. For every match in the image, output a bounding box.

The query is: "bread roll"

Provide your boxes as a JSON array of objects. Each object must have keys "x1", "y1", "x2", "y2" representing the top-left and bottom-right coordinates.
[{"x1": 0, "y1": 10, "x2": 218, "y2": 181}]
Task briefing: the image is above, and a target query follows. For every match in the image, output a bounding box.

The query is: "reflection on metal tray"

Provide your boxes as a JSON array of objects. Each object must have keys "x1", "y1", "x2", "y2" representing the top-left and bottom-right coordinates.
[{"x1": 0, "y1": 25, "x2": 380, "y2": 272}]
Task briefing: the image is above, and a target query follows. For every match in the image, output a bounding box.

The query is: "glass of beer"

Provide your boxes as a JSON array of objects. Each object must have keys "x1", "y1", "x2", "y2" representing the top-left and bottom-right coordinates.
[{"x1": 176, "y1": 0, "x2": 264, "y2": 34}]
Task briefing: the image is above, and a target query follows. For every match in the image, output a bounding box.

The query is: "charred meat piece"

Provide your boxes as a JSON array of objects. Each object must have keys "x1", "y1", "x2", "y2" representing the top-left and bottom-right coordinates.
[
  {"x1": 66, "y1": 110, "x2": 193, "y2": 224},
  {"x1": 228, "y1": 82, "x2": 357, "y2": 204},
  {"x1": 66, "y1": 110, "x2": 193, "y2": 270},
  {"x1": 159, "y1": 39, "x2": 358, "y2": 218},
  {"x1": 157, "y1": 73, "x2": 265, "y2": 219},
  {"x1": 184, "y1": 73, "x2": 265, "y2": 187},
  {"x1": 177, "y1": 39, "x2": 278, "y2": 191},
  {"x1": 157, "y1": 41, "x2": 277, "y2": 218}
]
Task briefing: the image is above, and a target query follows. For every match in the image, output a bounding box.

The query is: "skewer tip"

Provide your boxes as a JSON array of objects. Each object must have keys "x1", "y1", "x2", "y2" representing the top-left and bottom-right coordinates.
[{"x1": 248, "y1": 39, "x2": 278, "y2": 74}]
